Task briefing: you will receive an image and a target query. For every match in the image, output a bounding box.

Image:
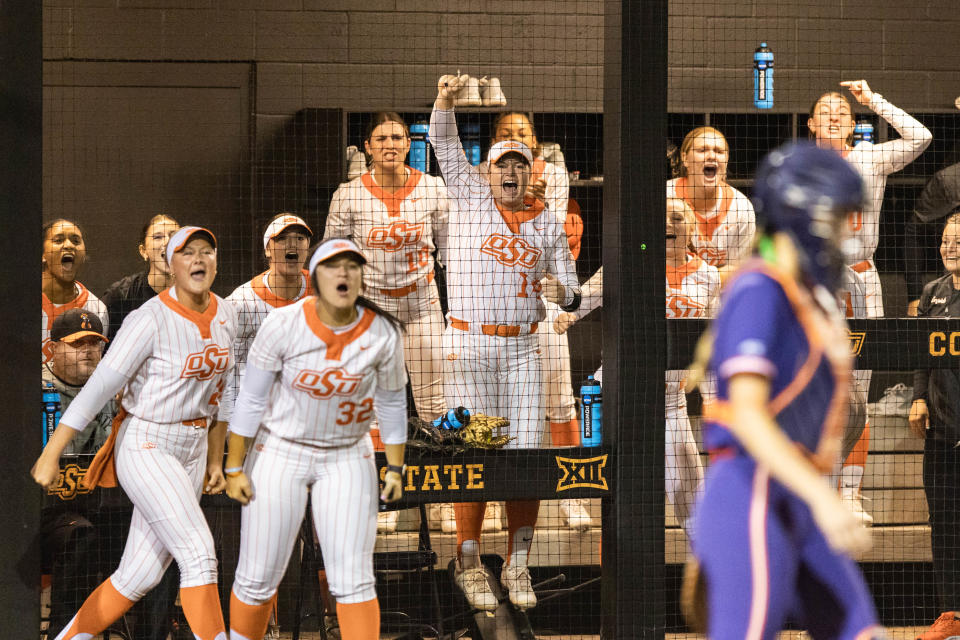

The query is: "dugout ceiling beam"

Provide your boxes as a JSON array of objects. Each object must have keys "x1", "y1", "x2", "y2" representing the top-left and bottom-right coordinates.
[
  {"x1": 602, "y1": 0, "x2": 668, "y2": 638},
  {"x1": 0, "y1": 0, "x2": 42, "y2": 630}
]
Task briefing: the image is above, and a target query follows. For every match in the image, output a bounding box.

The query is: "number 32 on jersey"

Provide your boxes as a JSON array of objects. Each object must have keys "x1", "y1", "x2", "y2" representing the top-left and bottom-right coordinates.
[{"x1": 293, "y1": 367, "x2": 374, "y2": 426}]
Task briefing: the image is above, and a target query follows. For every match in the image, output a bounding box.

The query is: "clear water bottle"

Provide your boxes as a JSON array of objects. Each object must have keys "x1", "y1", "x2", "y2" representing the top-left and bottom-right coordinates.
[
  {"x1": 433, "y1": 406, "x2": 471, "y2": 430},
  {"x1": 461, "y1": 123, "x2": 481, "y2": 166},
  {"x1": 409, "y1": 122, "x2": 430, "y2": 173},
  {"x1": 42, "y1": 381, "x2": 61, "y2": 447},
  {"x1": 853, "y1": 122, "x2": 874, "y2": 146},
  {"x1": 579, "y1": 376, "x2": 602, "y2": 446},
  {"x1": 753, "y1": 43, "x2": 774, "y2": 109}
]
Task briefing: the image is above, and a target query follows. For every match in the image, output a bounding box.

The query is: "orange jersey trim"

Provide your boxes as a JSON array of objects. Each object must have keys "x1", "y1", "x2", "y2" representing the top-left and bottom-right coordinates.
[
  {"x1": 674, "y1": 177, "x2": 734, "y2": 243},
  {"x1": 302, "y1": 300, "x2": 376, "y2": 361},
  {"x1": 361, "y1": 167, "x2": 423, "y2": 218},
  {"x1": 565, "y1": 199, "x2": 583, "y2": 259},
  {"x1": 251, "y1": 269, "x2": 310, "y2": 308},
  {"x1": 158, "y1": 289, "x2": 219, "y2": 340},
  {"x1": 709, "y1": 263, "x2": 850, "y2": 470},
  {"x1": 42, "y1": 283, "x2": 91, "y2": 331},
  {"x1": 665, "y1": 256, "x2": 702, "y2": 290},
  {"x1": 495, "y1": 198, "x2": 545, "y2": 235}
]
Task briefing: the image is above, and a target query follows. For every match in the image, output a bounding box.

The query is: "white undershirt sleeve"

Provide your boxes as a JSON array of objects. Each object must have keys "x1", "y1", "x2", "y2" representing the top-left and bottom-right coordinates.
[
  {"x1": 228, "y1": 363, "x2": 277, "y2": 438},
  {"x1": 373, "y1": 386, "x2": 408, "y2": 445}
]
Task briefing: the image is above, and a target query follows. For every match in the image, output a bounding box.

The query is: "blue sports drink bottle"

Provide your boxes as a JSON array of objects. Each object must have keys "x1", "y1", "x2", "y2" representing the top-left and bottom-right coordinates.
[
  {"x1": 433, "y1": 407, "x2": 470, "y2": 430},
  {"x1": 579, "y1": 376, "x2": 602, "y2": 446},
  {"x1": 42, "y1": 381, "x2": 61, "y2": 447},
  {"x1": 409, "y1": 122, "x2": 430, "y2": 173},
  {"x1": 461, "y1": 123, "x2": 482, "y2": 166},
  {"x1": 853, "y1": 122, "x2": 874, "y2": 146},
  {"x1": 753, "y1": 43, "x2": 774, "y2": 109}
]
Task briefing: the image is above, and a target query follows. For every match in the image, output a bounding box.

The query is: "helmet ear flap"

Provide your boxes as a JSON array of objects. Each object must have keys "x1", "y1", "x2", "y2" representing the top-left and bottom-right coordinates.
[{"x1": 751, "y1": 142, "x2": 863, "y2": 291}]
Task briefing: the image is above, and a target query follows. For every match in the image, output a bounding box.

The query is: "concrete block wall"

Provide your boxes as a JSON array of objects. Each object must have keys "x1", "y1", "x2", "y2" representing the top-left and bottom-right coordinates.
[{"x1": 42, "y1": 1, "x2": 960, "y2": 119}]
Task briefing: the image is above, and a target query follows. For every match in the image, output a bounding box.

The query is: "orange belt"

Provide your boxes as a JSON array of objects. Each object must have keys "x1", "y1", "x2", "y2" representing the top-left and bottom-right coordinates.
[
  {"x1": 449, "y1": 316, "x2": 538, "y2": 337},
  {"x1": 850, "y1": 259, "x2": 873, "y2": 274},
  {"x1": 182, "y1": 417, "x2": 208, "y2": 428},
  {"x1": 380, "y1": 272, "x2": 435, "y2": 297}
]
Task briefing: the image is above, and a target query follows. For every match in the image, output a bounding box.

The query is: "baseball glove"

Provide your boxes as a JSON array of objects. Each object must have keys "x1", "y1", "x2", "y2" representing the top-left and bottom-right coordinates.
[
  {"x1": 405, "y1": 413, "x2": 513, "y2": 456},
  {"x1": 459, "y1": 413, "x2": 512, "y2": 449}
]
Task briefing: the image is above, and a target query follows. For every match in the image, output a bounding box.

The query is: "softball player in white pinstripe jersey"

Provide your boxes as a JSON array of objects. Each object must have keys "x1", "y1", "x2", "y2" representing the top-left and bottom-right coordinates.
[
  {"x1": 225, "y1": 214, "x2": 313, "y2": 403},
  {"x1": 223, "y1": 238, "x2": 407, "y2": 640},
  {"x1": 430, "y1": 75, "x2": 581, "y2": 613},
  {"x1": 33, "y1": 226, "x2": 234, "y2": 640}
]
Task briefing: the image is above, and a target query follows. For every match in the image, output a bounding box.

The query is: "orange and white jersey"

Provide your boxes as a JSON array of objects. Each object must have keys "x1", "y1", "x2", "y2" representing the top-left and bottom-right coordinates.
[
  {"x1": 532, "y1": 158, "x2": 569, "y2": 221},
  {"x1": 226, "y1": 269, "x2": 310, "y2": 374},
  {"x1": 326, "y1": 167, "x2": 448, "y2": 293},
  {"x1": 101, "y1": 288, "x2": 236, "y2": 423},
  {"x1": 430, "y1": 108, "x2": 580, "y2": 325},
  {"x1": 666, "y1": 257, "x2": 720, "y2": 407},
  {"x1": 245, "y1": 298, "x2": 406, "y2": 447},
  {"x1": 667, "y1": 178, "x2": 756, "y2": 270},
  {"x1": 41, "y1": 282, "x2": 109, "y2": 364},
  {"x1": 841, "y1": 95, "x2": 931, "y2": 265}
]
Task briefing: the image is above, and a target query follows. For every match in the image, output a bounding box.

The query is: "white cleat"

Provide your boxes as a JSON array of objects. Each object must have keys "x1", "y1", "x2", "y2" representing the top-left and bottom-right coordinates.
[
  {"x1": 841, "y1": 493, "x2": 874, "y2": 526},
  {"x1": 501, "y1": 564, "x2": 537, "y2": 610},
  {"x1": 377, "y1": 509, "x2": 398, "y2": 533},
  {"x1": 480, "y1": 76, "x2": 507, "y2": 107},
  {"x1": 482, "y1": 501, "x2": 503, "y2": 532},
  {"x1": 454, "y1": 565, "x2": 498, "y2": 611},
  {"x1": 560, "y1": 498, "x2": 593, "y2": 531}
]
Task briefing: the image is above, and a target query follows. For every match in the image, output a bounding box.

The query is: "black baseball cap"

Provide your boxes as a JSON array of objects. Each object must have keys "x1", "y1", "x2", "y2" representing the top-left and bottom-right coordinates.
[{"x1": 51, "y1": 309, "x2": 108, "y2": 343}]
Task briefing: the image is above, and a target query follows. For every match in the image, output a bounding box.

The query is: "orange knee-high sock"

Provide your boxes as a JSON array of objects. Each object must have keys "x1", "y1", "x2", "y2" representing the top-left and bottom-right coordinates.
[
  {"x1": 843, "y1": 421, "x2": 870, "y2": 469},
  {"x1": 370, "y1": 428, "x2": 384, "y2": 451},
  {"x1": 505, "y1": 499, "x2": 540, "y2": 564},
  {"x1": 336, "y1": 598, "x2": 380, "y2": 640},
  {"x1": 57, "y1": 577, "x2": 136, "y2": 639},
  {"x1": 317, "y1": 569, "x2": 336, "y2": 617},
  {"x1": 229, "y1": 590, "x2": 274, "y2": 640},
  {"x1": 454, "y1": 501, "x2": 486, "y2": 554},
  {"x1": 179, "y1": 583, "x2": 226, "y2": 640},
  {"x1": 550, "y1": 418, "x2": 581, "y2": 447}
]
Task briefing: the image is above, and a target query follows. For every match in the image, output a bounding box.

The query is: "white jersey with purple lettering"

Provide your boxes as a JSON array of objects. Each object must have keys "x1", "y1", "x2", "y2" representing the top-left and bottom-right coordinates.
[
  {"x1": 41, "y1": 282, "x2": 109, "y2": 364},
  {"x1": 243, "y1": 298, "x2": 407, "y2": 447},
  {"x1": 429, "y1": 108, "x2": 579, "y2": 325},
  {"x1": 326, "y1": 167, "x2": 448, "y2": 305},
  {"x1": 103, "y1": 288, "x2": 236, "y2": 422},
  {"x1": 667, "y1": 178, "x2": 756, "y2": 270}
]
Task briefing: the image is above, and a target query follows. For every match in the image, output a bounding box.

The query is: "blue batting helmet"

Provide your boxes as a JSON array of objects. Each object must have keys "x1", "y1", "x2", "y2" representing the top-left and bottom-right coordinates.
[{"x1": 752, "y1": 142, "x2": 864, "y2": 291}]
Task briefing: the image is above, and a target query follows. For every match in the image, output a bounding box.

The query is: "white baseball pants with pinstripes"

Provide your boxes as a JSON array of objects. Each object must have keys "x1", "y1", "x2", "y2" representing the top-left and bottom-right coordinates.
[
  {"x1": 442, "y1": 328, "x2": 544, "y2": 449},
  {"x1": 111, "y1": 414, "x2": 219, "y2": 599},
  {"x1": 232, "y1": 431, "x2": 379, "y2": 606}
]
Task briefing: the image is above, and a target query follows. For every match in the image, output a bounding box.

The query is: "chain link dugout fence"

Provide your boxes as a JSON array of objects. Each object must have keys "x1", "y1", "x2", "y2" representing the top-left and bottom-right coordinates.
[{"x1": 35, "y1": 1, "x2": 960, "y2": 639}]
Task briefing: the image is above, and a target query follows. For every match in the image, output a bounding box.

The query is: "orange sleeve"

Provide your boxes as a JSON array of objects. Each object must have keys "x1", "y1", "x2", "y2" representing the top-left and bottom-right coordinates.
[{"x1": 564, "y1": 198, "x2": 584, "y2": 260}]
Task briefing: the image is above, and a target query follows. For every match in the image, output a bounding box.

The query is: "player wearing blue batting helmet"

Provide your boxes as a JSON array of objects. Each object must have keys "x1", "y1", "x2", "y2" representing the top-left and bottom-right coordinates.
[{"x1": 751, "y1": 141, "x2": 864, "y2": 292}]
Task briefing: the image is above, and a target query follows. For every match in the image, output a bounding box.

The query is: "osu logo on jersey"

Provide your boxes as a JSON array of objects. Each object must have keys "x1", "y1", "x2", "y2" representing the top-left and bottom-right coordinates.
[
  {"x1": 697, "y1": 246, "x2": 728, "y2": 268},
  {"x1": 180, "y1": 344, "x2": 230, "y2": 381},
  {"x1": 480, "y1": 234, "x2": 541, "y2": 268},
  {"x1": 293, "y1": 367, "x2": 363, "y2": 399},
  {"x1": 367, "y1": 222, "x2": 423, "y2": 252},
  {"x1": 666, "y1": 294, "x2": 706, "y2": 318}
]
